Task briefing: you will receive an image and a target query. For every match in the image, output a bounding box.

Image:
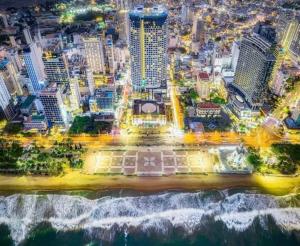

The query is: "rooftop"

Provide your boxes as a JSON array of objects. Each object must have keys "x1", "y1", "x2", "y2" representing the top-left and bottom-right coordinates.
[
  {"x1": 20, "y1": 95, "x2": 36, "y2": 109},
  {"x1": 133, "y1": 100, "x2": 165, "y2": 115},
  {"x1": 0, "y1": 58, "x2": 9, "y2": 69},
  {"x1": 197, "y1": 102, "x2": 221, "y2": 110},
  {"x1": 130, "y1": 5, "x2": 168, "y2": 17},
  {"x1": 198, "y1": 72, "x2": 210, "y2": 81}
]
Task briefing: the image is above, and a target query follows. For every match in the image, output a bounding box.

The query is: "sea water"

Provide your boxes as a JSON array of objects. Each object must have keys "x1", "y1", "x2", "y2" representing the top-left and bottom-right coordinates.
[{"x1": 0, "y1": 189, "x2": 299, "y2": 246}]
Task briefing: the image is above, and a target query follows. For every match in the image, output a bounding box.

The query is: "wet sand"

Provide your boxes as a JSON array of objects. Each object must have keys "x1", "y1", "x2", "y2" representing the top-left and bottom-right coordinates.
[{"x1": 0, "y1": 172, "x2": 299, "y2": 195}]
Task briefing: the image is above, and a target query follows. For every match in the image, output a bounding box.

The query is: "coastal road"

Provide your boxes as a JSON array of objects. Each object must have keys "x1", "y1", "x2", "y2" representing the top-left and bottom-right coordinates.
[{"x1": 5, "y1": 124, "x2": 297, "y2": 148}]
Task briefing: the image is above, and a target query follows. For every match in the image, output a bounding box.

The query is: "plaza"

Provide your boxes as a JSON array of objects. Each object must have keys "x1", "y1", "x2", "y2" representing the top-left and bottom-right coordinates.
[{"x1": 84, "y1": 147, "x2": 216, "y2": 176}]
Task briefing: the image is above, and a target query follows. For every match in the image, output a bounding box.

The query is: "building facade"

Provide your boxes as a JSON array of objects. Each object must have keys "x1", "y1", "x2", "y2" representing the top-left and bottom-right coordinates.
[
  {"x1": 232, "y1": 34, "x2": 275, "y2": 108},
  {"x1": 196, "y1": 102, "x2": 221, "y2": 118},
  {"x1": 105, "y1": 35, "x2": 116, "y2": 75},
  {"x1": 39, "y1": 83, "x2": 69, "y2": 127},
  {"x1": 129, "y1": 5, "x2": 168, "y2": 91},
  {"x1": 83, "y1": 36, "x2": 106, "y2": 74},
  {"x1": 23, "y1": 43, "x2": 46, "y2": 94},
  {"x1": 0, "y1": 73, "x2": 15, "y2": 120},
  {"x1": 69, "y1": 77, "x2": 81, "y2": 111},
  {"x1": 281, "y1": 17, "x2": 300, "y2": 62},
  {"x1": 42, "y1": 50, "x2": 69, "y2": 84}
]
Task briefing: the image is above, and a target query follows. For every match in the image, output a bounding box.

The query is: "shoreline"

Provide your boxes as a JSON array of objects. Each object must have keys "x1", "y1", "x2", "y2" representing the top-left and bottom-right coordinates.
[{"x1": 0, "y1": 172, "x2": 299, "y2": 196}]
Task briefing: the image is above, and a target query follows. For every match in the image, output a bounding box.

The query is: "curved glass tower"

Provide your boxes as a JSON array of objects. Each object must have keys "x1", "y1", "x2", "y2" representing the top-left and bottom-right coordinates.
[{"x1": 129, "y1": 5, "x2": 168, "y2": 92}]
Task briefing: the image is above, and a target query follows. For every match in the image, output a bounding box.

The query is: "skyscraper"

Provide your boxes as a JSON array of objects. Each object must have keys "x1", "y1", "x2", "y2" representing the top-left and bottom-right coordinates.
[
  {"x1": 83, "y1": 35, "x2": 106, "y2": 74},
  {"x1": 0, "y1": 57, "x2": 22, "y2": 96},
  {"x1": 69, "y1": 77, "x2": 81, "y2": 111},
  {"x1": 42, "y1": 50, "x2": 70, "y2": 84},
  {"x1": 288, "y1": 17, "x2": 300, "y2": 62},
  {"x1": 231, "y1": 27, "x2": 276, "y2": 108},
  {"x1": 23, "y1": 43, "x2": 46, "y2": 94},
  {"x1": 0, "y1": 73, "x2": 15, "y2": 120},
  {"x1": 86, "y1": 69, "x2": 95, "y2": 96},
  {"x1": 105, "y1": 35, "x2": 116, "y2": 75},
  {"x1": 39, "y1": 83, "x2": 69, "y2": 127},
  {"x1": 281, "y1": 17, "x2": 300, "y2": 57},
  {"x1": 192, "y1": 17, "x2": 205, "y2": 44},
  {"x1": 129, "y1": 5, "x2": 168, "y2": 92}
]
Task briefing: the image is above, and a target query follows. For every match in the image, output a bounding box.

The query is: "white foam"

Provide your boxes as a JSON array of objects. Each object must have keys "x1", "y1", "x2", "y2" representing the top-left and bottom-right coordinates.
[{"x1": 0, "y1": 191, "x2": 299, "y2": 245}]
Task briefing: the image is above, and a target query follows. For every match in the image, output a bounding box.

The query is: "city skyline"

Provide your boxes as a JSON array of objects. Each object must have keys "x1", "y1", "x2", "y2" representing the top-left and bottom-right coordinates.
[{"x1": 0, "y1": 1, "x2": 299, "y2": 245}]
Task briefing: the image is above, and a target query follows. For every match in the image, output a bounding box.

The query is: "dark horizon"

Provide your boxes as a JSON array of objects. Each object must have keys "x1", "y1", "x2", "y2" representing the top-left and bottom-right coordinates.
[{"x1": 0, "y1": 0, "x2": 56, "y2": 10}]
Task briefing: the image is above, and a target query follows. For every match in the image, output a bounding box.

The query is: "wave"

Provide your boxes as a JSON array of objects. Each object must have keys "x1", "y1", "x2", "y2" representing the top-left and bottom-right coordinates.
[{"x1": 0, "y1": 191, "x2": 299, "y2": 245}]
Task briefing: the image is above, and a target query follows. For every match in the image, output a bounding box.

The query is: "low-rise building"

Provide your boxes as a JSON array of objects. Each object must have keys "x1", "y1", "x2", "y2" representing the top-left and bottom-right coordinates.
[
  {"x1": 196, "y1": 102, "x2": 221, "y2": 118},
  {"x1": 23, "y1": 115, "x2": 48, "y2": 132},
  {"x1": 132, "y1": 100, "x2": 166, "y2": 126},
  {"x1": 89, "y1": 86, "x2": 115, "y2": 113},
  {"x1": 20, "y1": 95, "x2": 36, "y2": 116},
  {"x1": 196, "y1": 72, "x2": 211, "y2": 99}
]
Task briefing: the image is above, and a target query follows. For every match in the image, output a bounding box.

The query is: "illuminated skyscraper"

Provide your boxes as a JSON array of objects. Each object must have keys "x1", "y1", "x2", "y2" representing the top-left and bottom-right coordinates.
[
  {"x1": 42, "y1": 50, "x2": 70, "y2": 84},
  {"x1": 39, "y1": 83, "x2": 69, "y2": 127},
  {"x1": 0, "y1": 73, "x2": 15, "y2": 120},
  {"x1": 232, "y1": 25, "x2": 276, "y2": 108},
  {"x1": 129, "y1": 5, "x2": 168, "y2": 92},
  {"x1": 0, "y1": 57, "x2": 22, "y2": 96},
  {"x1": 23, "y1": 43, "x2": 46, "y2": 94}
]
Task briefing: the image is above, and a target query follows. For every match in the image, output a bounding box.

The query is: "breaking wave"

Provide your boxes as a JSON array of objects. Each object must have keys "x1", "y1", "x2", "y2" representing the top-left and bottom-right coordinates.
[{"x1": 0, "y1": 191, "x2": 299, "y2": 245}]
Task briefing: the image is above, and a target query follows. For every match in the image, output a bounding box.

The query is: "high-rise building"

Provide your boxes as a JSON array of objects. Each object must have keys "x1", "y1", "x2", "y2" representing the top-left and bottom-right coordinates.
[
  {"x1": 129, "y1": 5, "x2": 168, "y2": 91},
  {"x1": 209, "y1": 0, "x2": 216, "y2": 7},
  {"x1": 69, "y1": 77, "x2": 81, "y2": 111},
  {"x1": 94, "y1": 86, "x2": 115, "y2": 112},
  {"x1": 0, "y1": 73, "x2": 15, "y2": 120},
  {"x1": 86, "y1": 69, "x2": 95, "y2": 96},
  {"x1": 7, "y1": 49, "x2": 23, "y2": 73},
  {"x1": 105, "y1": 35, "x2": 116, "y2": 75},
  {"x1": 23, "y1": 27, "x2": 33, "y2": 45},
  {"x1": 42, "y1": 50, "x2": 69, "y2": 84},
  {"x1": 288, "y1": 17, "x2": 300, "y2": 62},
  {"x1": 23, "y1": 43, "x2": 46, "y2": 94},
  {"x1": 281, "y1": 17, "x2": 300, "y2": 57},
  {"x1": 231, "y1": 41, "x2": 240, "y2": 73},
  {"x1": 83, "y1": 36, "x2": 106, "y2": 74},
  {"x1": 114, "y1": 0, "x2": 130, "y2": 10},
  {"x1": 232, "y1": 27, "x2": 276, "y2": 108},
  {"x1": 181, "y1": 4, "x2": 191, "y2": 25},
  {"x1": 119, "y1": 11, "x2": 130, "y2": 45},
  {"x1": 192, "y1": 17, "x2": 205, "y2": 44},
  {"x1": 0, "y1": 58, "x2": 22, "y2": 96},
  {"x1": 39, "y1": 83, "x2": 69, "y2": 127}
]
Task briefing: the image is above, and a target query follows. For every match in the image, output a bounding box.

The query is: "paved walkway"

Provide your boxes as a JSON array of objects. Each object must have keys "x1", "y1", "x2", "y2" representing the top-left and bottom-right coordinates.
[{"x1": 84, "y1": 147, "x2": 215, "y2": 176}]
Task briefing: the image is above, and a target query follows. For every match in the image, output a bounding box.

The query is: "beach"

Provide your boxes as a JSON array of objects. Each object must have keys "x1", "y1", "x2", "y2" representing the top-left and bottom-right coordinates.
[{"x1": 0, "y1": 172, "x2": 299, "y2": 195}]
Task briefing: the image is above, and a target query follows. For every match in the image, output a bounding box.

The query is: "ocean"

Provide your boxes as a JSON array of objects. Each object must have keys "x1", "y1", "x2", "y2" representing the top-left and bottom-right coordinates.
[{"x1": 0, "y1": 189, "x2": 299, "y2": 246}]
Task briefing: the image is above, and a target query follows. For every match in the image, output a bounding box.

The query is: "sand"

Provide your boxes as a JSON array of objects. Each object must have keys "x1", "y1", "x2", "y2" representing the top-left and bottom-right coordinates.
[{"x1": 0, "y1": 172, "x2": 299, "y2": 195}]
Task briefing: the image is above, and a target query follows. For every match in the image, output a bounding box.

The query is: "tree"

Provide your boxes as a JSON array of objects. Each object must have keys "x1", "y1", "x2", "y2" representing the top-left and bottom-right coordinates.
[
  {"x1": 3, "y1": 123, "x2": 22, "y2": 134},
  {"x1": 271, "y1": 143, "x2": 300, "y2": 174},
  {"x1": 276, "y1": 156, "x2": 297, "y2": 175},
  {"x1": 189, "y1": 88, "x2": 199, "y2": 100},
  {"x1": 247, "y1": 151, "x2": 263, "y2": 170}
]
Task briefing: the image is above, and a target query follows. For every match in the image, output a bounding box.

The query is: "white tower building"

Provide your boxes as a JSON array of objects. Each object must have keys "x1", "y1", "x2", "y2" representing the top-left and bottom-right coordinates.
[{"x1": 23, "y1": 42, "x2": 46, "y2": 94}]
